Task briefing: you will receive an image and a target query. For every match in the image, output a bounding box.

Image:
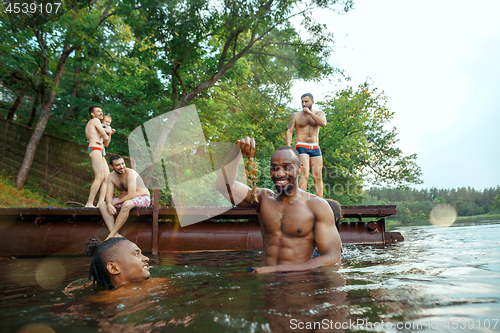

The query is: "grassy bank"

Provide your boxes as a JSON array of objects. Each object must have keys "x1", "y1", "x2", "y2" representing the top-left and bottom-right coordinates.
[
  {"x1": 455, "y1": 214, "x2": 500, "y2": 221},
  {"x1": 0, "y1": 174, "x2": 68, "y2": 208}
]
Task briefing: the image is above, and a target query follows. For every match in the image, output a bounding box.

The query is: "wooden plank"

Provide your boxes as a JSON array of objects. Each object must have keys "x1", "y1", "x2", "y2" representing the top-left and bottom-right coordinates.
[{"x1": 0, "y1": 205, "x2": 397, "y2": 219}]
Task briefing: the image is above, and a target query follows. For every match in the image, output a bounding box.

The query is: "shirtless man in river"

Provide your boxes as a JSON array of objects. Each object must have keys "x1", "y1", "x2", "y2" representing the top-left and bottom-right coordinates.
[
  {"x1": 286, "y1": 93, "x2": 327, "y2": 198},
  {"x1": 216, "y1": 137, "x2": 341, "y2": 274},
  {"x1": 99, "y1": 155, "x2": 151, "y2": 240},
  {"x1": 85, "y1": 105, "x2": 111, "y2": 207}
]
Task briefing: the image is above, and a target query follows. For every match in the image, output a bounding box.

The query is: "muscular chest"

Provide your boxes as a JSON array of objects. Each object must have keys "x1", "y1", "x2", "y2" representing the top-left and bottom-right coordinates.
[
  {"x1": 296, "y1": 113, "x2": 319, "y2": 128},
  {"x1": 259, "y1": 201, "x2": 315, "y2": 237}
]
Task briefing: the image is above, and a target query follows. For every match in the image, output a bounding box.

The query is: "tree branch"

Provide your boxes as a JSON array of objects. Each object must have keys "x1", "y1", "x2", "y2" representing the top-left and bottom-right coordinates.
[
  {"x1": 97, "y1": 1, "x2": 115, "y2": 26},
  {"x1": 215, "y1": 85, "x2": 260, "y2": 122}
]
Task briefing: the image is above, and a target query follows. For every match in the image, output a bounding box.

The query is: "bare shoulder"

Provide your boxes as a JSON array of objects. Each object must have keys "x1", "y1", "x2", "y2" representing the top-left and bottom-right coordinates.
[
  {"x1": 108, "y1": 171, "x2": 119, "y2": 183},
  {"x1": 259, "y1": 188, "x2": 277, "y2": 200},
  {"x1": 126, "y1": 168, "x2": 139, "y2": 178},
  {"x1": 256, "y1": 188, "x2": 276, "y2": 207},
  {"x1": 306, "y1": 195, "x2": 334, "y2": 219},
  {"x1": 88, "y1": 118, "x2": 100, "y2": 126}
]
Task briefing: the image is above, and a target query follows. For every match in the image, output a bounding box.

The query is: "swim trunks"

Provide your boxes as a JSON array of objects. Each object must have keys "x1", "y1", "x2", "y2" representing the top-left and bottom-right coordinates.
[
  {"x1": 112, "y1": 195, "x2": 151, "y2": 208},
  {"x1": 87, "y1": 146, "x2": 104, "y2": 157},
  {"x1": 295, "y1": 142, "x2": 322, "y2": 158}
]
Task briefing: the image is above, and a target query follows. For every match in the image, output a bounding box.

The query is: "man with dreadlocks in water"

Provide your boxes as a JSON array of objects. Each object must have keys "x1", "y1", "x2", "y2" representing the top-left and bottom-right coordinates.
[{"x1": 87, "y1": 237, "x2": 151, "y2": 288}]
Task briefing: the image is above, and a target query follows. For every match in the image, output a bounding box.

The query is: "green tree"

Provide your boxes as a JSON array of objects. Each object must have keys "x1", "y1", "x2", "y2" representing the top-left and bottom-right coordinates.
[
  {"x1": 319, "y1": 82, "x2": 422, "y2": 203},
  {"x1": 0, "y1": 1, "x2": 121, "y2": 188}
]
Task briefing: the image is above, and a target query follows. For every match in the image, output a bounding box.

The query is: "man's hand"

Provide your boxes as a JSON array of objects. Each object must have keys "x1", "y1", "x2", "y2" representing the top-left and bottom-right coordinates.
[
  {"x1": 235, "y1": 137, "x2": 255, "y2": 160},
  {"x1": 303, "y1": 107, "x2": 313, "y2": 115},
  {"x1": 107, "y1": 203, "x2": 117, "y2": 215}
]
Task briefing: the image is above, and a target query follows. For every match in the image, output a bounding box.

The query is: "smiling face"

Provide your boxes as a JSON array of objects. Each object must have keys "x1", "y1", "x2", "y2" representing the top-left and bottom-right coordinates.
[
  {"x1": 91, "y1": 107, "x2": 104, "y2": 120},
  {"x1": 111, "y1": 158, "x2": 126, "y2": 175},
  {"x1": 110, "y1": 240, "x2": 151, "y2": 285},
  {"x1": 270, "y1": 149, "x2": 303, "y2": 195},
  {"x1": 103, "y1": 116, "x2": 112, "y2": 126}
]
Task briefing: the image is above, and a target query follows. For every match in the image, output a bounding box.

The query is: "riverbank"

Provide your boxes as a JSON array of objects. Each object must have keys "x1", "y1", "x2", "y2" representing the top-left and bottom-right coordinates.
[{"x1": 0, "y1": 174, "x2": 67, "y2": 208}]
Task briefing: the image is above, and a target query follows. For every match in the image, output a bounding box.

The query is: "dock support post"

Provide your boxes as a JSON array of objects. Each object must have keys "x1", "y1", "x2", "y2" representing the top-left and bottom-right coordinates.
[{"x1": 152, "y1": 188, "x2": 159, "y2": 254}]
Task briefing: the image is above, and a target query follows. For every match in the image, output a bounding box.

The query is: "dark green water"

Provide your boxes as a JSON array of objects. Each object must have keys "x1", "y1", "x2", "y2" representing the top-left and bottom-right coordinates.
[{"x1": 1, "y1": 221, "x2": 499, "y2": 332}]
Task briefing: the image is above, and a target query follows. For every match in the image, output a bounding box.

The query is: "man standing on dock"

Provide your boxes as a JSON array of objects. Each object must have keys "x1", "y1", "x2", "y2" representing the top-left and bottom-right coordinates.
[
  {"x1": 216, "y1": 137, "x2": 341, "y2": 274},
  {"x1": 99, "y1": 155, "x2": 151, "y2": 240},
  {"x1": 286, "y1": 93, "x2": 327, "y2": 198},
  {"x1": 85, "y1": 105, "x2": 111, "y2": 207}
]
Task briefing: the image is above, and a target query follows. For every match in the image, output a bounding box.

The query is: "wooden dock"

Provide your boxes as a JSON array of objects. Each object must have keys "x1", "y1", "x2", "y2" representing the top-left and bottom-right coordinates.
[{"x1": 0, "y1": 204, "x2": 401, "y2": 257}]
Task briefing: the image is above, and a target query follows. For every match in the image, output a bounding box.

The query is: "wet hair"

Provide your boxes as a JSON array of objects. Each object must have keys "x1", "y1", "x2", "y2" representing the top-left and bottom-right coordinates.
[
  {"x1": 325, "y1": 199, "x2": 343, "y2": 229},
  {"x1": 301, "y1": 93, "x2": 314, "y2": 101},
  {"x1": 109, "y1": 154, "x2": 122, "y2": 166},
  {"x1": 272, "y1": 146, "x2": 301, "y2": 166},
  {"x1": 88, "y1": 105, "x2": 102, "y2": 117},
  {"x1": 85, "y1": 237, "x2": 128, "y2": 289}
]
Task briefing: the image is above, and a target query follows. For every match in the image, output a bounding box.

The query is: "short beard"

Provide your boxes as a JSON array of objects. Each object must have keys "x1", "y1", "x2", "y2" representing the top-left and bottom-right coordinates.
[{"x1": 274, "y1": 183, "x2": 295, "y2": 195}]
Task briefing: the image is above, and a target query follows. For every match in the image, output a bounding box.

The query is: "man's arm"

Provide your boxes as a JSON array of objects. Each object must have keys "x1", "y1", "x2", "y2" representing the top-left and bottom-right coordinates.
[
  {"x1": 304, "y1": 109, "x2": 327, "y2": 128},
  {"x1": 255, "y1": 199, "x2": 341, "y2": 274},
  {"x1": 112, "y1": 171, "x2": 137, "y2": 206},
  {"x1": 92, "y1": 119, "x2": 110, "y2": 146},
  {"x1": 105, "y1": 175, "x2": 117, "y2": 215},
  {"x1": 215, "y1": 137, "x2": 264, "y2": 208},
  {"x1": 286, "y1": 113, "x2": 296, "y2": 146}
]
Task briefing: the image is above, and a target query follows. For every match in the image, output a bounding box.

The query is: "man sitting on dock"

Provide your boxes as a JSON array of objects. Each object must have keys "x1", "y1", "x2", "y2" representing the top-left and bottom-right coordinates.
[
  {"x1": 99, "y1": 155, "x2": 151, "y2": 240},
  {"x1": 216, "y1": 137, "x2": 342, "y2": 274}
]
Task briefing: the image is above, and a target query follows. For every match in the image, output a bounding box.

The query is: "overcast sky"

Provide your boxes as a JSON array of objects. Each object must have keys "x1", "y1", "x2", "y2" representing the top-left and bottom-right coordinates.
[{"x1": 291, "y1": 0, "x2": 500, "y2": 190}]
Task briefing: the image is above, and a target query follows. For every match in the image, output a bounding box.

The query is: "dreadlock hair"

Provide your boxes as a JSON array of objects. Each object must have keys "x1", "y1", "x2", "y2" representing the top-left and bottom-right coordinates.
[{"x1": 86, "y1": 237, "x2": 128, "y2": 289}]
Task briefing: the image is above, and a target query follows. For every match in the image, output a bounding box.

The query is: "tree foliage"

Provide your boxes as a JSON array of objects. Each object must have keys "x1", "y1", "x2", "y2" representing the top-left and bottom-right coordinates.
[
  {"x1": 365, "y1": 186, "x2": 500, "y2": 222},
  {"x1": 318, "y1": 82, "x2": 422, "y2": 203},
  {"x1": 0, "y1": 0, "x2": 427, "y2": 205}
]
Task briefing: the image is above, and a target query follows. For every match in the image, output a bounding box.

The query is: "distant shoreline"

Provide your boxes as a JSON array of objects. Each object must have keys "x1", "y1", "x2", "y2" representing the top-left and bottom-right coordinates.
[{"x1": 385, "y1": 214, "x2": 500, "y2": 230}]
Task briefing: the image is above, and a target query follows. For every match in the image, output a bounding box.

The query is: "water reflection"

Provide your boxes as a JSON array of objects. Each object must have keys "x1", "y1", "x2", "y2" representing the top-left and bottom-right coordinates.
[
  {"x1": 0, "y1": 221, "x2": 499, "y2": 332},
  {"x1": 260, "y1": 270, "x2": 348, "y2": 332}
]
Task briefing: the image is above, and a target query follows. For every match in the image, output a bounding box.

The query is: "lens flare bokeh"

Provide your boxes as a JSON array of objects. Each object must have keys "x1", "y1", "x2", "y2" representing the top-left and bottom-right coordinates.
[{"x1": 429, "y1": 204, "x2": 457, "y2": 227}]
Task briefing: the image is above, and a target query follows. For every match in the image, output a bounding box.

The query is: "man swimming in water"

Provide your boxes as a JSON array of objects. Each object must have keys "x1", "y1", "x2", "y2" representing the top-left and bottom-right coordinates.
[
  {"x1": 216, "y1": 137, "x2": 342, "y2": 274},
  {"x1": 286, "y1": 93, "x2": 327, "y2": 198},
  {"x1": 85, "y1": 105, "x2": 111, "y2": 207},
  {"x1": 87, "y1": 237, "x2": 151, "y2": 288}
]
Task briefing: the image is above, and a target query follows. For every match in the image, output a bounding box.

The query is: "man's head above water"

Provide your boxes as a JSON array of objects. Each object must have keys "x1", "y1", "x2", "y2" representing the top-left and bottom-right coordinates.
[
  {"x1": 270, "y1": 146, "x2": 303, "y2": 195},
  {"x1": 88, "y1": 237, "x2": 151, "y2": 289}
]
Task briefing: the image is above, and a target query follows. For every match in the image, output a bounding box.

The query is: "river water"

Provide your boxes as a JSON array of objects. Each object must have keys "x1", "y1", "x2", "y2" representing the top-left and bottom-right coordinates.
[{"x1": 0, "y1": 221, "x2": 499, "y2": 332}]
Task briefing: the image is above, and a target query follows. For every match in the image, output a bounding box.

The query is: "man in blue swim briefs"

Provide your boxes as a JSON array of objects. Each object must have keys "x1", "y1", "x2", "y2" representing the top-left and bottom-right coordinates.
[{"x1": 286, "y1": 93, "x2": 327, "y2": 198}]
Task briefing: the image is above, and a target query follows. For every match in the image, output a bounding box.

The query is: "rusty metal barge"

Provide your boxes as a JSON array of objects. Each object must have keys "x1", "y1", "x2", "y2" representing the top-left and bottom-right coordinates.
[{"x1": 0, "y1": 199, "x2": 402, "y2": 257}]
